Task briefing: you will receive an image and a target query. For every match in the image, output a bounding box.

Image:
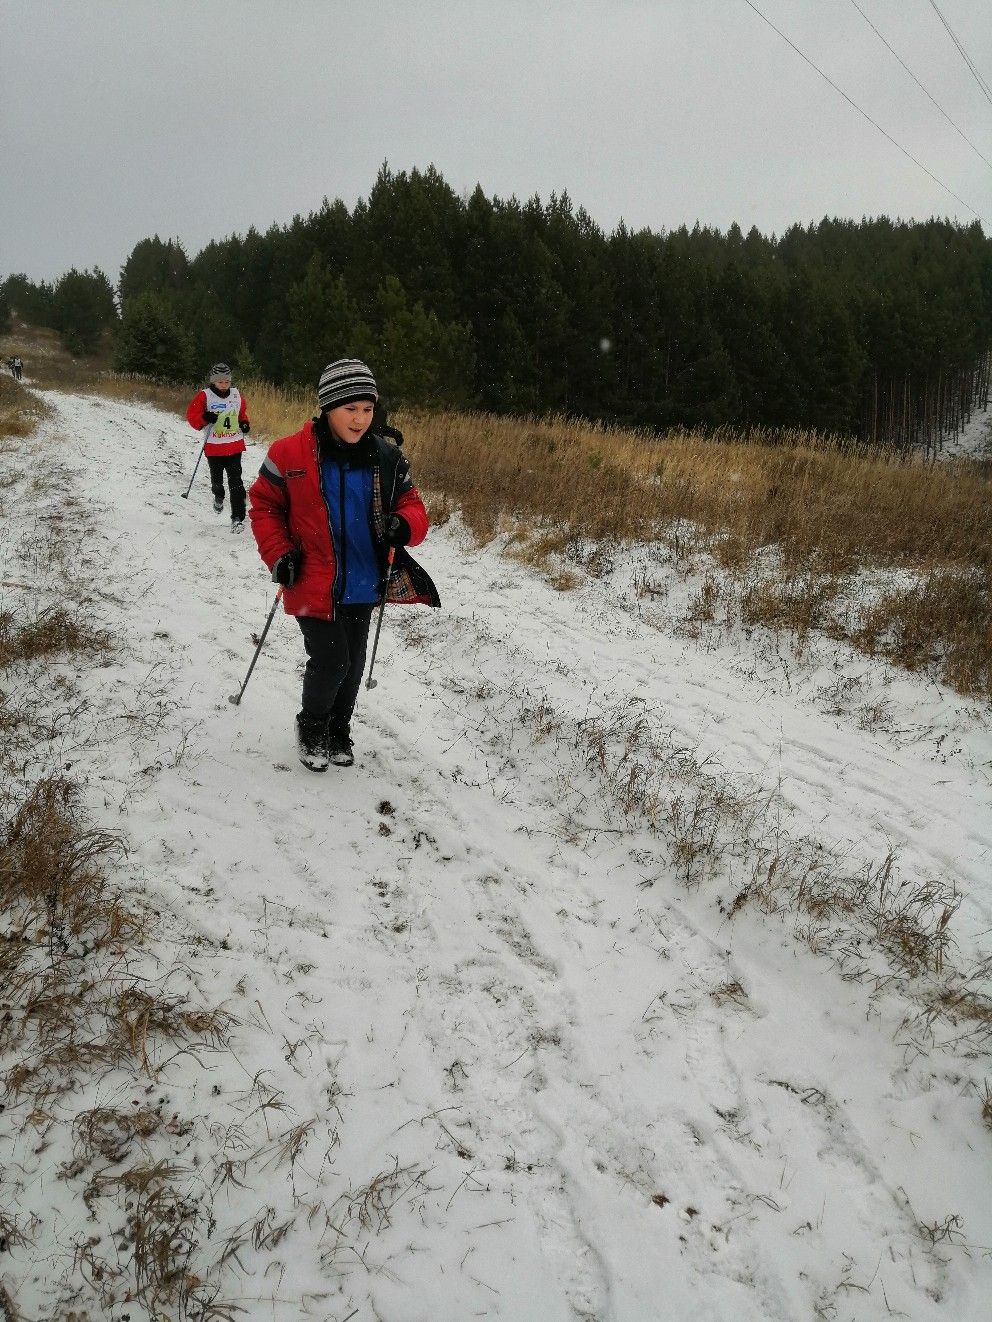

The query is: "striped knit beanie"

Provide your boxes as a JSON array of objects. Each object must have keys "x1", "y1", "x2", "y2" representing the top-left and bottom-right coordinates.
[
  {"x1": 317, "y1": 359, "x2": 378, "y2": 411},
  {"x1": 209, "y1": 362, "x2": 232, "y2": 383}
]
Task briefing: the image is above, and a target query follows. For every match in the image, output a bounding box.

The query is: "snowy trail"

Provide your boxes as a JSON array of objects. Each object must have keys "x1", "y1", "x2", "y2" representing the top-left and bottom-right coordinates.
[
  {"x1": 425, "y1": 542, "x2": 992, "y2": 951},
  {"x1": 15, "y1": 389, "x2": 992, "y2": 1320}
]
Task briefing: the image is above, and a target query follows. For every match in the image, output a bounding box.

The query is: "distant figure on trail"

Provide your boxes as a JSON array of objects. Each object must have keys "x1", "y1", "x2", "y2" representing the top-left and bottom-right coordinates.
[
  {"x1": 11, "y1": 357, "x2": 22, "y2": 381},
  {"x1": 185, "y1": 363, "x2": 250, "y2": 531},
  {"x1": 248, "y1": 358, "x2": 439, "y2": 772}
]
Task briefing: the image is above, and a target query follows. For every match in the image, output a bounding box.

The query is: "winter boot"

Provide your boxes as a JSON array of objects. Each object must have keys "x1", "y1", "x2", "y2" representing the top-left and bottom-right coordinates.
[
  {"x1": 326, "y1": 721, "x2": 354, "y2": 767},
  {"x1": 296, "y1": 711, "x2": 329, "y2": 773},
  {"x1": 231, "y1": 517, "x2": 245, "y2": 533},
  {"x1": 213, "y1": 495, "x2": 224, "y2": 513}
]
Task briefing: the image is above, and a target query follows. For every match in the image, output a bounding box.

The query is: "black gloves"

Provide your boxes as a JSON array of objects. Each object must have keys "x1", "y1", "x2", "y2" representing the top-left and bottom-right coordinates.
[
  {"x1": 272, "y1": 550, "x2": 302, "y2": 586},
  {"x1": 385, "y1": 514, "x2": 411, "y2": 547},
  {"x1": 240, "y1": 420, "x2": 250, "y2": 434},
  {"x1": 202, "y1": 410, "x2": 218, "y2": 425}
]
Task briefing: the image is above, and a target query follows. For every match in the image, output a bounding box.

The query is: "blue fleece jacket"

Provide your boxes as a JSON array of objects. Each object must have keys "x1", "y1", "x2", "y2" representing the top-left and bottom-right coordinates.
[{"x1": 320, "y1": 457, "x2": 380, "y2": 605}]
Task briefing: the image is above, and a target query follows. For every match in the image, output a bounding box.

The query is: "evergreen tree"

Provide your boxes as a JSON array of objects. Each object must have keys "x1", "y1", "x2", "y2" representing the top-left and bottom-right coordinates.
[
  {"x1": 33, "y1": 167, "x2": 992, "y2": 445},
  {"x1": 1, "y1": 274, "x2": 55, "y2": 326},
  {"x1": 51, "y1": 267, "x2": 116, "y2": 355},
  {"x1": 113, "y1": 291, "x2": 193, "y2": 381},
  {"x1": 119, "y1": 236, "x2": 189, "y2": 307},
  {"x1": 233, "y1": 338, "x2": 262, "y2": 380},
  {"x1": 486, "y1": 307, "x2": 538, "y2": 412},
  {"x1": 374, "y1": 276, "x2": 476, "y2": 408},
  {"x1": 283, "y1": 256, "x2": 372, "y2": 388}
]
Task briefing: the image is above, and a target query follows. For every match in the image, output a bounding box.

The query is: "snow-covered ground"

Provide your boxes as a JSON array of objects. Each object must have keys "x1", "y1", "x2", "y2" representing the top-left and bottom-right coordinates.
[
  {"x1": 937, "y1": 399, "x2": 992, "y2": 462},
  {"x1": 3, "y1": 388, "x2": 991, "y2": 1321}
]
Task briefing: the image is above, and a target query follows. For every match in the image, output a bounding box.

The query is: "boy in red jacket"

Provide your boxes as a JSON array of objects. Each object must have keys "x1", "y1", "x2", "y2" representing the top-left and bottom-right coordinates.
[
  {"x1": 248, "y1": 359, "x2": 439, "y2": 771},
  {"x1": 186, "y1": 363, "x2": 250, "y2": 531}
]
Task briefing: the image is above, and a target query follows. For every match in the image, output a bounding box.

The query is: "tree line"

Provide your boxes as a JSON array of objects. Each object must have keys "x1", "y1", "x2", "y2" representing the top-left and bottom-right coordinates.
[{"x1": 3, "y1": 164, "x2": 991, "y2": 450}]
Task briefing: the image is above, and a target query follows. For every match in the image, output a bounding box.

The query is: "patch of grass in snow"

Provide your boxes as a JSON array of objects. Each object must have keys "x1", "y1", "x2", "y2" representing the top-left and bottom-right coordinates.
[
  {"x1": 0, "y1": 773, "x2": 246, "y2": 1317},
  {"x1": 980, "y1": 1081, "x2": 992, "y2": 1133},
  {"x1": 472, "y1": 676, "x2": 985, "y2": 1053},
  {"x1": 318, "y1": 1159, "x2": 436, "y2": 1270},
  {"x1": 673, "y1": 559, "x2": 992, "y2": 703},
  {"x1": 0, "y1": 418, "x2": 259, "y2": 1319},
  {"x1": 850, "y1": 570, "x2": 992, "y2": 699},
  {"x1": 0, "y1": 372, "x2": 50, "y2": 443},
  {"x1": 0, "y1": 605, "x2": 111, "y2": 668}
]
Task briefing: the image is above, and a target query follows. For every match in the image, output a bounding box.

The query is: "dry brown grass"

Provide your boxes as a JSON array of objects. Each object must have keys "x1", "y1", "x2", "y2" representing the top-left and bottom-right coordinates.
[
  {"x1": 0, "y1": 371, "x2": 50, "y2": 441},
  {"x1": 442, "y1": 663, "x2": 980, "y2": 1044},
  {"x1": 0, "y1": 322, "x2": 192, "y2": 414},
  {"x1": 582, "y1": 703, "x2": 949, "y2": 973},
  {"x1": 237, "y1": 385, "x2": 992, "y2": 696},
  {"x1": 235, "y1": 383, "x2": 992, "y2": 572},
  {"x1": 0, "y1": 606, "x2": 111, "y2": 668},
  {"x1": 83, "y1": 372, "x2": 192, "y2": 414},
  {"x1": 740, "y1": 573, "x2": 838, "y2": 646},
  {"x1": 81, "y1": 1160, "x2": 205, "y2": 1313},
  {"x1": 0, "y1": 383, "x2": 244, "y2": 1317},
  {"x1": 981, "y1": 1081, "x2": 992, "y2": 1132},
  {"x1": 0, "y1": 773, "x2": 241, "y2": 1314},
  {"x1": 73, "y1": 1105, "x2": 163, "y2": 1163},
  {"x1": 0, "y1": 322, "x2": 113, "y2": 391},
  {"x1": 0, "y1": 778, "x2": 131, "y2": 949},
  {"x1": 402, "y1": 410, "x2": 992, "y2": 574},
  {"x1": 851, "y1": 570, "x2": 992, "y2": 696},
  {"x1": 18, "y1": 332, "x2": 992, "y2": 698},
  {"x1": 110, "y1": 986, "x2": 235, "y2": 1074}
]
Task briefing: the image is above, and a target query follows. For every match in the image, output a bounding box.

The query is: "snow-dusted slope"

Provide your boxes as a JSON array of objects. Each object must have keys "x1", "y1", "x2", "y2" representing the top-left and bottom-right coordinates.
[
  {"x1": 939, "y1": 399, "x2": 992, "y2": 461},
  {"x1": 6, "y1": 389, "x2": 991, "y2": 1321}
]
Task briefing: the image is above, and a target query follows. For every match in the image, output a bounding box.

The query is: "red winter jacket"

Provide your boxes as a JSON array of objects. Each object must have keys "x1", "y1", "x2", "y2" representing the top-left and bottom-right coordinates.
[
  {"x1": 248, "y1": 419, "x2": 436, "y2": 620},
  {"x1": 186, "y1": 389, "x2": 250, "y2": 457}
]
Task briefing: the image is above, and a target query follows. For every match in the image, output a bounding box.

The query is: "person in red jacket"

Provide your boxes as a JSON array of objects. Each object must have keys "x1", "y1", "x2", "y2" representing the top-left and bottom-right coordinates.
[
  {"x1": 248, "y1": 358, "x2": 439, "y2": 772},
  {"x1": 186, "y1": 363, "x2": 251, "y2": 531}
]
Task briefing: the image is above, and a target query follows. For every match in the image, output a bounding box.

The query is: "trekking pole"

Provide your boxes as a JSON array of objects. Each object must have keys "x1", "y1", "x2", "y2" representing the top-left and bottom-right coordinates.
[
  {"x1": 181, "y1": 444, "x2": 205, "y2": 499},
  {"x1": 181, "y1": 425, "x2": 212, "y2": 499},
  {"x1": 228, "y1": 587, "x2": 283, "y2": 706},
  {"x1": 365, "y1": 548, "x2": 396, "y2": 690}
]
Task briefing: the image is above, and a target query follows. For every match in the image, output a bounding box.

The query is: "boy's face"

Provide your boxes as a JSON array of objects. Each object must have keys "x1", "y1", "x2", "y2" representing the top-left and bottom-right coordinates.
[
  {"x1": 211, "y1": 377, "x2": 231, "y2": 392},
  {"x1": 327, "y1": 400, "x2": 374, "y2": 445}
]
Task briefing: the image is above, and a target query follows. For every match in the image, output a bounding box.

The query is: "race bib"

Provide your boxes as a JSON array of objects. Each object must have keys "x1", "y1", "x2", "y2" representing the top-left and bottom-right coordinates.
[{"x1": 211, "y1": 408, "x2": 239, "y2": 439}]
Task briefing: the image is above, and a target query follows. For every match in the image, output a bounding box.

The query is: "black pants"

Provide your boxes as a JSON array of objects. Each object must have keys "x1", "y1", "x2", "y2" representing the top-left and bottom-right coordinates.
[
  {"x1": 297, "y1": 607, "x2": 374, "y2": 730},
  {"x1": 207, "y1": 453, "x2": 246, "y2": 521}
]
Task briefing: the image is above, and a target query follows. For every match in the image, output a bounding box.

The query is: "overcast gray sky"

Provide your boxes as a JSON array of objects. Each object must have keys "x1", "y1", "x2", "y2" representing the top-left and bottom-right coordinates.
[{"x1": 2, "y1": 0, "x2": 991, "y2": 284}]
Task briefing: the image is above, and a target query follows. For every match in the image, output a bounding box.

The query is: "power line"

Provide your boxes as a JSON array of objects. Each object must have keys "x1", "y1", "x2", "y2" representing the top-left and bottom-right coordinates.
[
  {"x1": 850, "y1": 0, "x2": 992, "y2": 173},
  {"x1": 740, "y1": 0, "x2": 986, "y2": 223},
  {"x1": 927, "y1": 0, "x2": 992, "y2": 111}
]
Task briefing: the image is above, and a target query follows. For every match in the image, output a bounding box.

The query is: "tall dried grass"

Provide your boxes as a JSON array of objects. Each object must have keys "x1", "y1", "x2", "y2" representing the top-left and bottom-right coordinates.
[
  {"x1": 16, "y1": 332, "x2": 992, "y2": 697},
  {"x1": 401, "y1": 409, "x2": 991, "y2": 574},
  {"x1": 236, "y1": 385, "x2": 992, "y2": 575},
  {"x1": 0, "y1": 372, "x2": 50, "y2": 442}
]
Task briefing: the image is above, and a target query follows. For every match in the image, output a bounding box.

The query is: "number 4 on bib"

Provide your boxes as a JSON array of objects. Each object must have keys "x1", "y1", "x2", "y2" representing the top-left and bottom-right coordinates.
[{"x1": 212, "y1": 409, "x2": 238, "y2": 438}]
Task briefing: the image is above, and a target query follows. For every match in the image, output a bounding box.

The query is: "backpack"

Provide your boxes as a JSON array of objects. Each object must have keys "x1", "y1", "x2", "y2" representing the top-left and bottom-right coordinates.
[{"x1": 372, "y1": 400, "x2": 404, "y2": 448}]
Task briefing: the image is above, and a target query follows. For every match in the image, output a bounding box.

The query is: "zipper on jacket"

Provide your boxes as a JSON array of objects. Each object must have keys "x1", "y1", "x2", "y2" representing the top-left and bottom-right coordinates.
[{"x1": 313, "y1": 431, "x2": 339, "y2": 614}]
